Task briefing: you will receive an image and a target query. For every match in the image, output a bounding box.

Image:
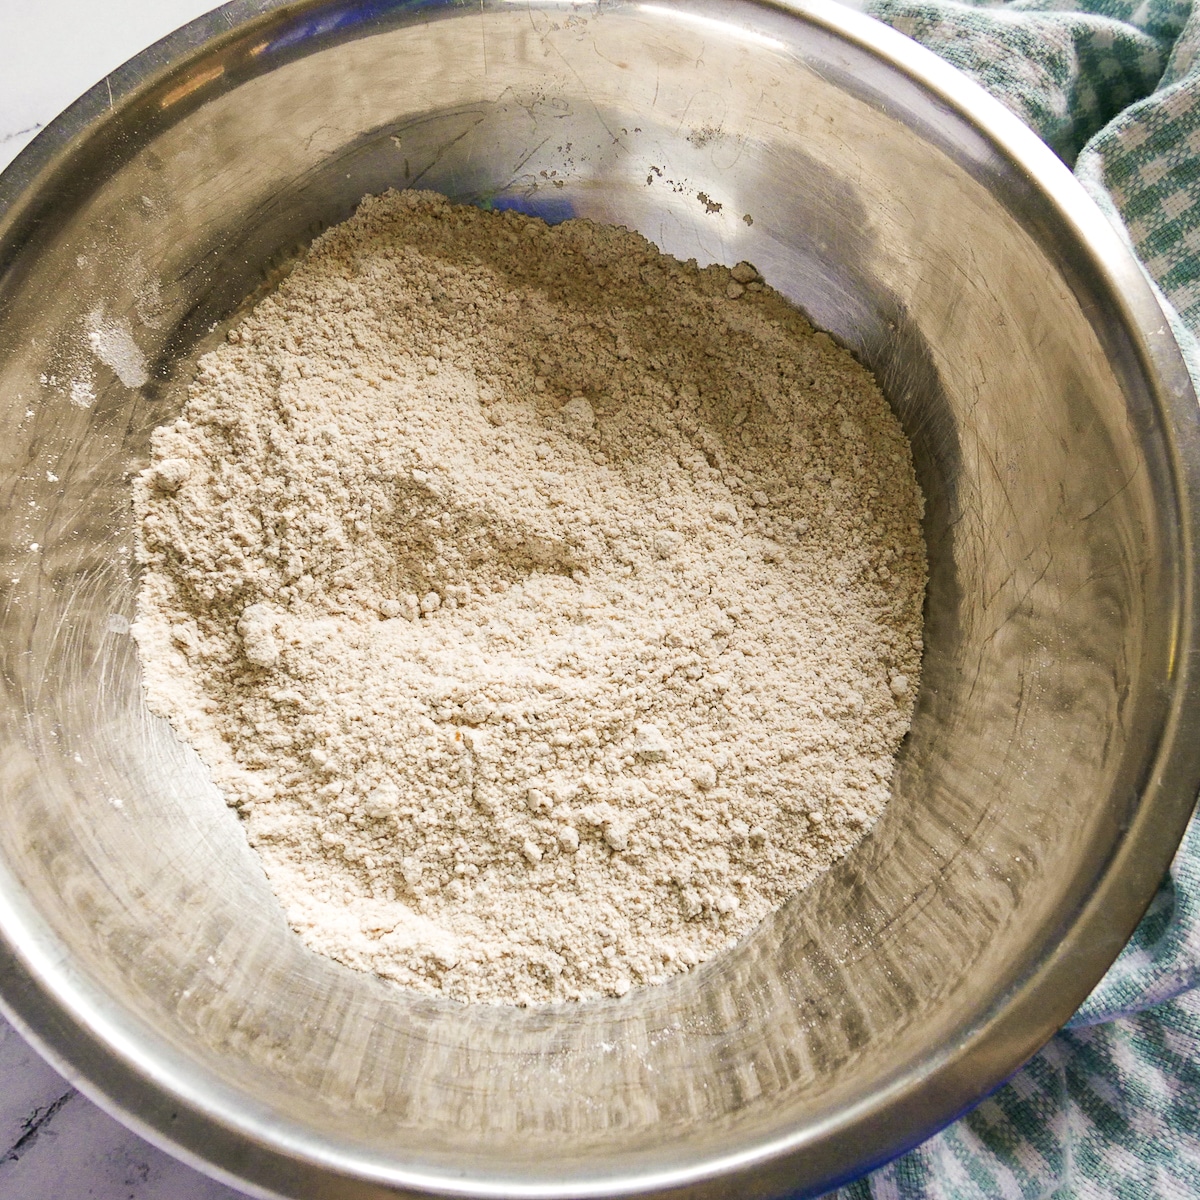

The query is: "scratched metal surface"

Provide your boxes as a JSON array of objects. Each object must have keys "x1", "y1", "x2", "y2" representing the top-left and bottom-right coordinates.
[
  {"x1": 0, "y1": 4, "x2": 247, "y2": 1198},
  {"x1": 0, "y1": 1, "x2": 1197, "y2": 1198}
]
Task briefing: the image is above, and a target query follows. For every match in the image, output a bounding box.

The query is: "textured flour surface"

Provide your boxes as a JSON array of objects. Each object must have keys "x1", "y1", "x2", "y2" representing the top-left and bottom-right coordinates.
[{"x1": 133, "y1": 190, "x2": 926, "y2": 1004}]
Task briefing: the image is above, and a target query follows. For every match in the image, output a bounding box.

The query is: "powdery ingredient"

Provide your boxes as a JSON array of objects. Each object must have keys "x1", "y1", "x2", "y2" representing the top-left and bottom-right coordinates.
[
  {"x1": 133, "y1": 190, "x2": 926, "y2": 1005},
  {"x1": 87, "y1": 307, "x2": 150, "y2": 389}
]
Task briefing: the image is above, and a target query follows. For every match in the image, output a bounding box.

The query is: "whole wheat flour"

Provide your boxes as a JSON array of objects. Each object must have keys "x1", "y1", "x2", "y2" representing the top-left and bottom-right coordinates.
[{"x1": 132, "y1": 189, "x2": 926, "y2": 1005}]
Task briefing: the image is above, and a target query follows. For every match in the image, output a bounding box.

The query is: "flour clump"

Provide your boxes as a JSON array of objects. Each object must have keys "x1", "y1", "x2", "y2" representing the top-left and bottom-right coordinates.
[{"x1": 132, "y1": 189, "x2": 926, "y2": 1005}]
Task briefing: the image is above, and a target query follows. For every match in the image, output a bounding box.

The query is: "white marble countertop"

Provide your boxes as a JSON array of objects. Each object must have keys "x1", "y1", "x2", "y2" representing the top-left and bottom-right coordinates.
[
  {"x1": 0, "y1": 3, "x2": 225, "y2": 174},
  {"x1": 1, "y1": 10, "x2": 254, "y2": 1197}
]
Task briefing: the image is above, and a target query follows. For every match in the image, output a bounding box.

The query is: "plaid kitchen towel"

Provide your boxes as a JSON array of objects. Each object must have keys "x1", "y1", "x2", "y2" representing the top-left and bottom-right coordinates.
[{"x1": 825, "y1": 2, "x2": 1200, "y2": 1196}]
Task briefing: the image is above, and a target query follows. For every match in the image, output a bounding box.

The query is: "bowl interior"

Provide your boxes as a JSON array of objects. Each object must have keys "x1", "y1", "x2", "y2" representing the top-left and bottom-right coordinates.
[{"x1": 0, "y1": 2, "x2": 1191, "y2": 1197}]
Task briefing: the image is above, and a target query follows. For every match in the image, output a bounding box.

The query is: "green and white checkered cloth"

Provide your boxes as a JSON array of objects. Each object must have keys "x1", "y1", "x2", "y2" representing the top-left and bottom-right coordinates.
[{"x1": 823, "y1": 2, "x2": 1200, "y2": 1196}]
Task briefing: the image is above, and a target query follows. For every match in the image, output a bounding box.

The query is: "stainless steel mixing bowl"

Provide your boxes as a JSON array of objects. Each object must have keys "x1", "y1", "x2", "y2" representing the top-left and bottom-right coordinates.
[{"x1": 1, "y1": 1, "x2": 1198, "y2": 1197}]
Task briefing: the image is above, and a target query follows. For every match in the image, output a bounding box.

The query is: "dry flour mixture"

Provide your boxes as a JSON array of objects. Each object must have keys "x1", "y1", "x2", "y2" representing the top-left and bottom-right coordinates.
[{"x1": 133, "y1": 190, "x2": 926, "y2": 1004}]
